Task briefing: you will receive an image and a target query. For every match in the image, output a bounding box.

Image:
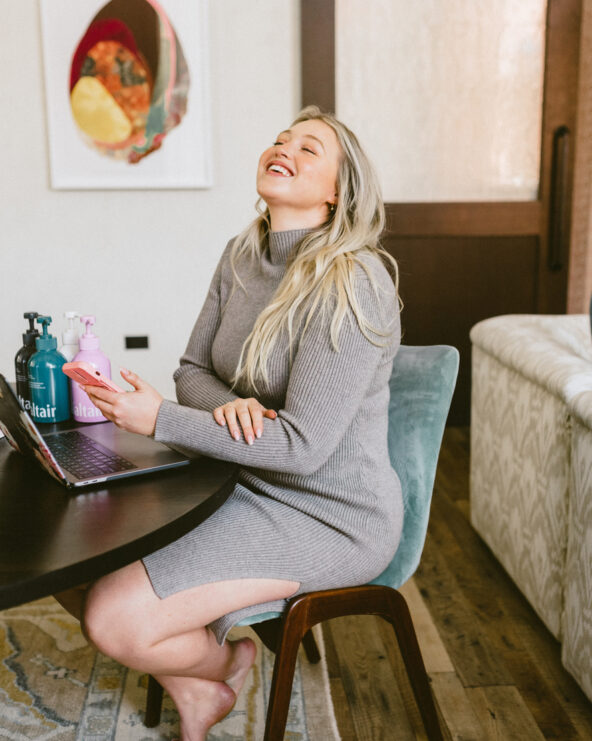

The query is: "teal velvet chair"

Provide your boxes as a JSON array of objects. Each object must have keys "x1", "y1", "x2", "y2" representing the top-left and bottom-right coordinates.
[{"x1": 146, "y1": 344, "x2": 459, "y2": 740}]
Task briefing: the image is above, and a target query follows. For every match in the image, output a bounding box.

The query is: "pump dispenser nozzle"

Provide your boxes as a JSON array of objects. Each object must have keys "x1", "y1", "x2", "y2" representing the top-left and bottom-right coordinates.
[
  {"x1": 63, "y1": 312, "x2": 79, "y2": 342},
  {"x1": 22, "y1": 312, "x2": 39, "y2": 345},
  {"x1": 24, "y1": 312, "x2": 38, "y2": 331},
  {"x1": 35, "y1": 316, "x2": 58, "y2": 351},
  {"x1": 79, "y1": 315, "x2": 100, "y2": 350},
  {"x1": 60, "y1": 311, "x2": 80, "y2": 361}
]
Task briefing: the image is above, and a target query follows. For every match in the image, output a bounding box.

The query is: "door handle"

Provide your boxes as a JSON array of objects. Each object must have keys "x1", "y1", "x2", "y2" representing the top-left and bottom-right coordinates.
[{"x1": 548, "y1": 126, "x2": 570, "y2": 272}]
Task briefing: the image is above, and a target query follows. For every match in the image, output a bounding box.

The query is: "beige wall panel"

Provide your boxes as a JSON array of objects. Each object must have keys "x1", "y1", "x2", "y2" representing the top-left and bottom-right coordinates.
[{"x1": 336, "y1": 0, "x2": 546, "y2": 202}]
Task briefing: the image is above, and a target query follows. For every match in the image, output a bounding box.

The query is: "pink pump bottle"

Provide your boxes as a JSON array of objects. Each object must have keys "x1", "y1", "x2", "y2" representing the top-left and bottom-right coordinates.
[{"x1": 71, "y1": 315, "x2": 112, "y2": 423}]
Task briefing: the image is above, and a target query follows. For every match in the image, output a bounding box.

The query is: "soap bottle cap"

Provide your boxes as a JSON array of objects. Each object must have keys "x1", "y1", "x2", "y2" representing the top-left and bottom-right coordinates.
[
  {"x1": 62, "y1": 311, "x2": 80, "y2": 345},
  {"x1": 79, "y1": 315, "x2": 100, "y2": 350},
  {"x1": 22, "y1": 312, "x2": 40, "y2": 346},
  {"x1": 35, "y1": 316, "x2": 58, "y2": 351}
]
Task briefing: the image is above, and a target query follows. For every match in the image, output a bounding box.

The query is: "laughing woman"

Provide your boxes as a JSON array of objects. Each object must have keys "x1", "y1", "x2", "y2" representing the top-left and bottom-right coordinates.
[{"x1": 57, "y1": 106, "x2": 403, "y2": 741}]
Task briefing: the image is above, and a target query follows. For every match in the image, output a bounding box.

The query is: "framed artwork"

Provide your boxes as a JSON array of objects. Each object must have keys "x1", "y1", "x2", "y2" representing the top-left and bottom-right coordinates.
[{"x1": 39, "y1": 0, "x2": 211, "y2": 189}]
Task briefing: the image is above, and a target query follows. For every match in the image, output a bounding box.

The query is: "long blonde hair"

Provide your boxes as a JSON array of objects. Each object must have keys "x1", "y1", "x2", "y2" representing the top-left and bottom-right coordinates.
[{"x1": 230, "y1": 106, "x2": 399, "y2": 393}]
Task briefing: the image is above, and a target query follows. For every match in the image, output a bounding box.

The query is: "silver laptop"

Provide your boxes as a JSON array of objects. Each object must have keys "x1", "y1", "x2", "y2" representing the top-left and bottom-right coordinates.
[{"x1": 0, "y1": 373, "x2": 189, "y2": 488}]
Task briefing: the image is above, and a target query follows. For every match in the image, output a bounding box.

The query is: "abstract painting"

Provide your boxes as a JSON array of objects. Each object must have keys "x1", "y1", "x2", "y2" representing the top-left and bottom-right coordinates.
[{"x1": 40, "y1": 0, "x2": 210, "y2": 188}]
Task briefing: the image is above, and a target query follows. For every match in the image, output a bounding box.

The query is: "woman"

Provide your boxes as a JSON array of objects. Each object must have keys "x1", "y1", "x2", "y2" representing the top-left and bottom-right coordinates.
[{"x1": 57, "y1": 106, "x2": 403, "y2": 741}]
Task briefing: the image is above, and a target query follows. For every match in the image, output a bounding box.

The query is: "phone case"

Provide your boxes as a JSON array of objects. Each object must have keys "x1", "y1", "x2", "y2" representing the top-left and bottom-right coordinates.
[{"x1": 62, "y1": 361, "x2": 124, "y2": 392}]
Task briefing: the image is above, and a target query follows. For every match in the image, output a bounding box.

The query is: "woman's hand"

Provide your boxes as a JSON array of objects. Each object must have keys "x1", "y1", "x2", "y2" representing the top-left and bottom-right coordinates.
[
  {"x1": 82, "y1": 368, "x2": 163, "y2": 437},
  {"x1": 213, "y1": 398, "x2": 277, "y2": 445}
]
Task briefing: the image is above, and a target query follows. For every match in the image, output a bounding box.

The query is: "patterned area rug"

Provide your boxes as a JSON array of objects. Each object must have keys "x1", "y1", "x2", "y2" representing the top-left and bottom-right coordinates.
[{"x1": 0, "y1": 598, "x2": 341, "y2": 740}]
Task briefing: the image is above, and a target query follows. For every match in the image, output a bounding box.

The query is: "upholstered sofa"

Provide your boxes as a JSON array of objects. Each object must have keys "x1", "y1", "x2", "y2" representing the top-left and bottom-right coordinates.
[{"x1": 470, "y1": 314, "x2": 592, "y2": 702}]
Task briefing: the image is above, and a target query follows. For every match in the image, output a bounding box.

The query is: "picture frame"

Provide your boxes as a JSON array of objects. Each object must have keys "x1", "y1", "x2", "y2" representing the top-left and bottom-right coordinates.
[{"x1": 39, "y1": 0, "x2": 211, "y2": 189}]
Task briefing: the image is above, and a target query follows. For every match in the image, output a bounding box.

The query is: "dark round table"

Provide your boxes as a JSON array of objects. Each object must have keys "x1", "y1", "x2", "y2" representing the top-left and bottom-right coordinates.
[{"x1": 0, "y1": 438, "x2": 237, "y2": 609}]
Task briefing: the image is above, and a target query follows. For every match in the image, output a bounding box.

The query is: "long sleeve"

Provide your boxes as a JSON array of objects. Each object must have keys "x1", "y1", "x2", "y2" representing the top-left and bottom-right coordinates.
[
  {"x1": 173, "y1": 241, "x2": 238, "y2": 411},
  {"x1": 155, "y1": 268, "x2": 399, "y2": 475},
  {"x1": 142, "y1": 233, "x2": 404, "y2": 646}
]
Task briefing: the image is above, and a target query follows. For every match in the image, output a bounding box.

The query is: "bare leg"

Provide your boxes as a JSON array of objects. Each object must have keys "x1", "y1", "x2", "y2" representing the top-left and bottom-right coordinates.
[
  {"x1": 83, "y1": 561, "x2": 299, "y2": 740},
  {"x1": 154, "y1": 637, "x2": 257, "y2": 741}
]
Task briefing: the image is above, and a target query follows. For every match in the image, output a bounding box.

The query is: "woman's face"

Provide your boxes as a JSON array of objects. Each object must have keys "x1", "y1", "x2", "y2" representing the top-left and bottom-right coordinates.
[{"x1": 256, "y1": 119, "x2": 341, "y2": 226}]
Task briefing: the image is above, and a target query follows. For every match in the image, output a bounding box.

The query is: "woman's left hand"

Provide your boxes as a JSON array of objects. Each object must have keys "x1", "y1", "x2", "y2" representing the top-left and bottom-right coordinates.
[{"x1": 82, "y1": 368, "x2": 163, "y2": 436}]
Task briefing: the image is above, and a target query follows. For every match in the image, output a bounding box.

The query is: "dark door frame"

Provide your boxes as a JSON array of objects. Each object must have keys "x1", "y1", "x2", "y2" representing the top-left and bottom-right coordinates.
[
  {"x1": 300, "y1": 0, "x2": 582, "y2": 305},
  {"x1": 300, "y1": 0, "x2": 583, "y2": 424}
]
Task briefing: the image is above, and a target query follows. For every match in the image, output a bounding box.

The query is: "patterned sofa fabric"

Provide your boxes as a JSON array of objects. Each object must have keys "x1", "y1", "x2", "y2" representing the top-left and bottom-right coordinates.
[
  {"x1": 470, "y1": 314, "x2": 592, "y2": 702},
  {"x1": 470, "y1": 315, "x2": 592, "y2": 422},
  {"x1": 563, "y1": 419, "x2": 592, "y2": 700},
  {"x1": 470, "y1": 345, "x2": 569, "y2": 639}
]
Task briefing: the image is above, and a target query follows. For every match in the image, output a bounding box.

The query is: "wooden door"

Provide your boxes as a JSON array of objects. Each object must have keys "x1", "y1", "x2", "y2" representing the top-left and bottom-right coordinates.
[{"x1": 301, "y1": 0, "x2": 583, "y2": 424}]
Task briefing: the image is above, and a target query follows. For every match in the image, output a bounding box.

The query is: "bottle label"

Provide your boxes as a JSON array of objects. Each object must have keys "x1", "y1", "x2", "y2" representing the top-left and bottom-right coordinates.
[
  {"x1": 30, "y1": 401, "x2": 58, "y2": 420},
  {"x1": 29, "y1": 381, "x2": 59, "y2": 421},
  {"x1": 73, "y1": 403, "x2": 104, "y2": 419},
  {"x1": 16, "y1": 372, "x2": 30, "y2": 410}
]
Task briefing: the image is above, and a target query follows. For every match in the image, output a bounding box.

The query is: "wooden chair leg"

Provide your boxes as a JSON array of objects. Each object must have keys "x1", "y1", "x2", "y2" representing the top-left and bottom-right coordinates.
[
  {"x1": 145, "y1": 675, "x2": 163, "y2": 728},
  {"x1": 383, "y1": 590, "x2": 444, "y2": 741},
  {"x1": 302, "y1": 628, "x2": 321, "y2": 664},
  {"x1": 263, "y1": 601, "x2": 311, "y2": 740},
  {"x1": 272, "y1": 587, "x2": 444, "y2": 741}
]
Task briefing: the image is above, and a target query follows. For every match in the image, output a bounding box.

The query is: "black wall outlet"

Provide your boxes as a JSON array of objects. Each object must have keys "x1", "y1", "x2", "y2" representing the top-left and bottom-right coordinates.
[{"x1": 125, "y1": 336, "x2": 149, "y2": 349}]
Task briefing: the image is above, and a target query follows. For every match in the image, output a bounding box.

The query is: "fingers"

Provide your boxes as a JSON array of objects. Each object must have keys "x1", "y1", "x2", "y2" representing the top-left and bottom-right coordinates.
[
  {"x1": 120, "y1": 367, "x2": 145, "y2": 391},
  {"x1": 84, "y1": 390, "x2": 116, "y2": 421},
  {"x1": 213, "y1": 399, "x2": 277, "y2": 444},
  {"x1": 81, "y1": 373, "x2": 162, "y2": 436},
  {"x1": 250, "y1": 406, "x2": 264, "y2": 440},
  {"x1": 223, "y1": 405, "x2": 243, "y2": 442},
  {"x1": 213, "y1": 407, "x2": 227, "y2": 426},
  {"x1": 82, "y1": 385, "x2": 118, "y2": 403}
]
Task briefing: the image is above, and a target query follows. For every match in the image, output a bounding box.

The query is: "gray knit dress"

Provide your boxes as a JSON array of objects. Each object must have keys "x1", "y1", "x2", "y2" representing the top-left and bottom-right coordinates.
[{"x1": 143, "y1": 229, "x2": 403, "y2": 643}]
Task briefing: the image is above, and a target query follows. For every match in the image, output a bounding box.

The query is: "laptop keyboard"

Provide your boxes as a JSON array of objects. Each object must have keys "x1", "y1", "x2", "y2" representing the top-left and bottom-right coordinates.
[{"x1": 44, "y1": 430, "x2": 136, "y2": 479}]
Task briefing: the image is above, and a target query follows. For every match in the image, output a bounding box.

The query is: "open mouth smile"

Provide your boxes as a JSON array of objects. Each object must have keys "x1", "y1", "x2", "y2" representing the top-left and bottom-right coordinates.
[{"x1": 266, "y1": 161, "x2": 294, "y2": 177}]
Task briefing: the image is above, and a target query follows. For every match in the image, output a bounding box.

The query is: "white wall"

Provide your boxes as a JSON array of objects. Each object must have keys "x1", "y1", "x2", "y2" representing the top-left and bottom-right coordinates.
[{"x1": 0, "y1": 0, "x2": 300, "y2": 399}]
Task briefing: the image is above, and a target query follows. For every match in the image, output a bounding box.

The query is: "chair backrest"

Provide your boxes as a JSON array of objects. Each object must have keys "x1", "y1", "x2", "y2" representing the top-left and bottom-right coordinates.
[{"x1": 370, "y1": 345, "x2": 459, "y2": 589}]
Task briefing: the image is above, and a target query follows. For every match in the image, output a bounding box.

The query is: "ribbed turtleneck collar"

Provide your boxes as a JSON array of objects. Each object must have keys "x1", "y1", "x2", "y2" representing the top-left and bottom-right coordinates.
[{"x1": 268, "y1": 229, "x2": 311, "y2": 266}]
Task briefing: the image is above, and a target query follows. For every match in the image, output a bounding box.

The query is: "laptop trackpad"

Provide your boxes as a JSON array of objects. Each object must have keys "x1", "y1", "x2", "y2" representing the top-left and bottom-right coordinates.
[{"x1": 74, "y1": 422, "x2": 184, "y2": 468}]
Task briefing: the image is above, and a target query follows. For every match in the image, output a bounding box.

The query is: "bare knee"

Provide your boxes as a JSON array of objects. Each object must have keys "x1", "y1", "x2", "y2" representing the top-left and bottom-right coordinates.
[
  {"x1": 83, "y1": 567, "x2": 152, "y2": 661},
  {"x1": 83, "y1": 579, "x2": 130, "y2": 657}
]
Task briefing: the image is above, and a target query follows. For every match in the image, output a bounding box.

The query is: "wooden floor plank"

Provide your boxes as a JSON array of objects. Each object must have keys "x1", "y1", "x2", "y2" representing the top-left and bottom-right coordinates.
[
  {"x1": 373, "y1": 614, "x2": 430, "y2": 741},
  {"x1": 322, "y1": 621, "x2": 358, "y2": 738},
  {"x1": 328, "y1": 614, "x2": 416, "y2": 740},
  {"x1": 328, "y1": 676, "x2": 358, "y2": 741},
  {"x1": 468, "y1": 685, "x2": 547, "y2": 741},
  {"x1": 322, "y1": 427, "x2": 592, "y2": 740},
  {"x1": 415, "y1": 525, "x2": 515, "y2": 688},
  {"x1": 398, "y1": 579, "x2": 454, "y2": 674},
  {"x1": 429, "y1": 672, "x2": 488, "y2": 741},
  {"x1": 422, "y1": 431, "x2": 590, "y2": 740}
]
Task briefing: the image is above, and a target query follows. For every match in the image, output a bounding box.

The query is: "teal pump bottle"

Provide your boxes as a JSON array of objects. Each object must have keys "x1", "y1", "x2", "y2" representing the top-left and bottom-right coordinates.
[{"x1": 28, "y1": 316, "x2": 70, "y2": 423}]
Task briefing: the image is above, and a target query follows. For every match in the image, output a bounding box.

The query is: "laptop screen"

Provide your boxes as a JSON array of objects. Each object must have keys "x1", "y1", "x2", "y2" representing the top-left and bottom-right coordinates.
[{"x1": 0, "y1": 375, "x2": 67, "y2": 483}]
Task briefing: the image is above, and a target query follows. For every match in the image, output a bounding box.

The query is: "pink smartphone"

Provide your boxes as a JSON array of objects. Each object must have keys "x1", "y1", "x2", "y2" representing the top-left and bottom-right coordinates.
[{"x1": 62, "y1": 361, "x2": 124, "y2": 393}]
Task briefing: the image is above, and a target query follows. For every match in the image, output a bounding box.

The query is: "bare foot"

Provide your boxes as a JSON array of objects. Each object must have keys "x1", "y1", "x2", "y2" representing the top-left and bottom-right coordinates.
[
  {"x1": 158, "y1": 675, "x2": 236, "y2": 741},
  {"x1": 157, "y1": 637, "x2": 256, "y2": 741}
]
